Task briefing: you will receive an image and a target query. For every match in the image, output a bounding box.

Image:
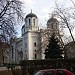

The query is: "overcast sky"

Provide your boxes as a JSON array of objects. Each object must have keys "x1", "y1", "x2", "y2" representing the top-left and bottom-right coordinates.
[
  {"x1": 17, "y1": 0, "x2": 75, "y2": 39},
  {"x1": 20, "y1": 0, "x2": 74, "y2": 26}
]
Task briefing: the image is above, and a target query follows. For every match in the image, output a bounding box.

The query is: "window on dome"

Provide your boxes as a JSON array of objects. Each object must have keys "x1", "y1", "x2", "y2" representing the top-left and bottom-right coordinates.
[
  {"x1": 56, "y1": 22, "x2": 58, "y2": 29},
  {"x1": 33, "y1": 19, "x2": 35, "y2": 26},
  {"x1": 29, "y1": 19, "x2": 30, "y2": 25},
  {"x1": 51, "y1": 23, "x2": 54, "y2": 29}
]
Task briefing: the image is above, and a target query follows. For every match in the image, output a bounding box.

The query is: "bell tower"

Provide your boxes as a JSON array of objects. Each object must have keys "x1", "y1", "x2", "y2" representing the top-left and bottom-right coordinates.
[
  {"x1": 47, "y1": 17, "x2": 59, "y2": 32},
  {"x1": 24, "y1": 10, "x2": 39, "y2": 32},
  {"x1": 41, "y1": 17, "x2": 64, "y2": 59},
  {"x1": 22, "y1": 11, "x2": 41, "y2": 60}
]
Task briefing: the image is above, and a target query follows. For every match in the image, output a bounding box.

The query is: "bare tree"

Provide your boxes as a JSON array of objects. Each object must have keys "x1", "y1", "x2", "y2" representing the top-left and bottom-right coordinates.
[
  {"x1": 0, "y1": 0, "x2": 23, "y2": 43},
  {"x1": 52, "y1": 1, "x2": 75, "y2": 43},
  {"x1": 70, "y1": 0, "x2": 75, "y2": 7},
  {"x1": 51, "y1": 1, "x2": 75, "y2": 58}
]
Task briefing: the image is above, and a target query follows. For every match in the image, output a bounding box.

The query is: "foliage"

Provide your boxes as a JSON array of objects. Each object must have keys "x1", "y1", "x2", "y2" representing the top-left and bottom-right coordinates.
[
  {"x1": 20, "y1": 59, "x2": 75, "y2": 74},
  {"x1": 44, "y1": 34, "x2": 64, "y2": 59}
]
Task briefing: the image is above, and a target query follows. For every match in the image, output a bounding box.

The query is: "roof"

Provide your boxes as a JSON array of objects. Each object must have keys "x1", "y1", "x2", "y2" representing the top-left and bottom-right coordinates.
[
  {"x1": 47, "y1": 17, "x2": 58, "y2": 23},
  {"x1": 25, "y1": 12, "x2": 37, "y2": 19}
]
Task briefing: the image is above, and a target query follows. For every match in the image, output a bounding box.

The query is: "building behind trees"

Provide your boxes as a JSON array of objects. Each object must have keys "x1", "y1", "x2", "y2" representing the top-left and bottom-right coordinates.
[{"x1": 3, "y1": 12, "x2": 75, "y2": 64}]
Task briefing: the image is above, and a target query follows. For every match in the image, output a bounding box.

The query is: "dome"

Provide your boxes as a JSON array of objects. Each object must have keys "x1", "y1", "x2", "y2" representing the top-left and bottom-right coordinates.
[
  {"x1": 25, "y1": 12, "x2": 37, "y2": 19},
  {"x1": 47, "y1": 17, "x2": 58, "y2": 23},
  {"x1": 47, "y1": 17, "x2": 59, "y2": 29}
]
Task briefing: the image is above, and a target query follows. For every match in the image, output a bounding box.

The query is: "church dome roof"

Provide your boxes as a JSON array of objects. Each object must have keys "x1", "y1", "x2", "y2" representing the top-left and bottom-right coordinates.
[
  {"x1": 47, "y1": 17, "x2": 58, "y2": 23},
  {"x1": 25, "y1": 12, "x2": 37, "y2": 19}
]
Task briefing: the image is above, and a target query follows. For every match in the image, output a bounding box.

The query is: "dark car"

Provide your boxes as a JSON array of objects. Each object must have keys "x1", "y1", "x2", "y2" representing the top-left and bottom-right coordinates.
[{"x1": 34, "y1": 69, "x2": 74, "y2": 75}]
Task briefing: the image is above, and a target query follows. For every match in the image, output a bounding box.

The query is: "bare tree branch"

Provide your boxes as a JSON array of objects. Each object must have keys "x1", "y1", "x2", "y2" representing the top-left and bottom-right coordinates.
[
  {"x1": 0, "y1": 0, "x2": 24, "y2": 43},
  {"x1": 70, "y1": 0, "x2": 75, "y2": 7},
  {"x1": 53, "y1": 2, "x2": 75, "y2": 42}
]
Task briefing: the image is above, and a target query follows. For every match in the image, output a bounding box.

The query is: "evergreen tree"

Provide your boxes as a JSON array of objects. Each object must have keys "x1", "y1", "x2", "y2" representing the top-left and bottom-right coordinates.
[{"x1": 44, "y1": 34, "x2": 64, "y2": 59}]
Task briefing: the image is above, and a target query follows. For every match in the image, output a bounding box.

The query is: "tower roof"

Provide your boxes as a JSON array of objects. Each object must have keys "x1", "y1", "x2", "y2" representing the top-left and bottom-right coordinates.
[
  {"x1": 25, "y1": 11, "x2": 37, "y2": 19},
  {"x1": 47, "y1": 17, "x2": 58, "y2": 23},
  {"x1": 47, "y1": 17, "x2": 59, "y2": 29}
]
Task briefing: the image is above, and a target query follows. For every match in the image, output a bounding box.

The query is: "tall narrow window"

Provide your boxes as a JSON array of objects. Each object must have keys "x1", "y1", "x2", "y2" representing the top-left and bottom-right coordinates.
[
  {"x1": 35, "y1": 54, "x2": 37, "y2": 59},
  {"x1": 26, "y1": 54, "x2": 27, "y2": 59},
  {"x1": 56, "y1": 23, "x2": 58, "y2": 29},
  {"x1": 35, "y1": 50, "x2": 36, "y2": 52},
  {"x1": 33, "y1": 19, "x2": 35, "y2": 26},
  {"x1": 51, "y1": 23, "x2": 53, "y2": 29},
  {"x1": 29, "y1": 19, "x2": 30, "y2": 25},
  {"x1": 34, "y1": 42, "x2": 36, "y2": 46},
  {"x1": 12, "y1": 46, "x2": 13, "y2": 59}
]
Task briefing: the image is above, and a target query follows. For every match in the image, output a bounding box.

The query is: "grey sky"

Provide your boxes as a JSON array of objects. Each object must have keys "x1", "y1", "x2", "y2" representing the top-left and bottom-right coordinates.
[{"x1": 17, "y1": 0, "x2": 75, "y2": 38}]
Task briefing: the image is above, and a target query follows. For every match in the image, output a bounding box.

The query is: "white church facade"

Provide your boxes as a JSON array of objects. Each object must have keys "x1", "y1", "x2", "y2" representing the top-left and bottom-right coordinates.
[
  {"x1": 22, "y1": 11, "x2": 41, "y2": 60},
  {"x1": 8, "y1": 11, "x2": 64, "y2": 64}
]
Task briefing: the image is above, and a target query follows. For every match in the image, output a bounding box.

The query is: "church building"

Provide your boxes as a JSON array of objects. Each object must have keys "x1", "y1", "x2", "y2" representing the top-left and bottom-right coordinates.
[
  {"x1": 21, "y1": 11, "x2": 41, "y2": 60},
  {"x1": 8, "y1": 11, "x2": 64, "y2": 64},
  {"x1": 21, "y1": 11, "x2": 63, "y2": 60}
]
